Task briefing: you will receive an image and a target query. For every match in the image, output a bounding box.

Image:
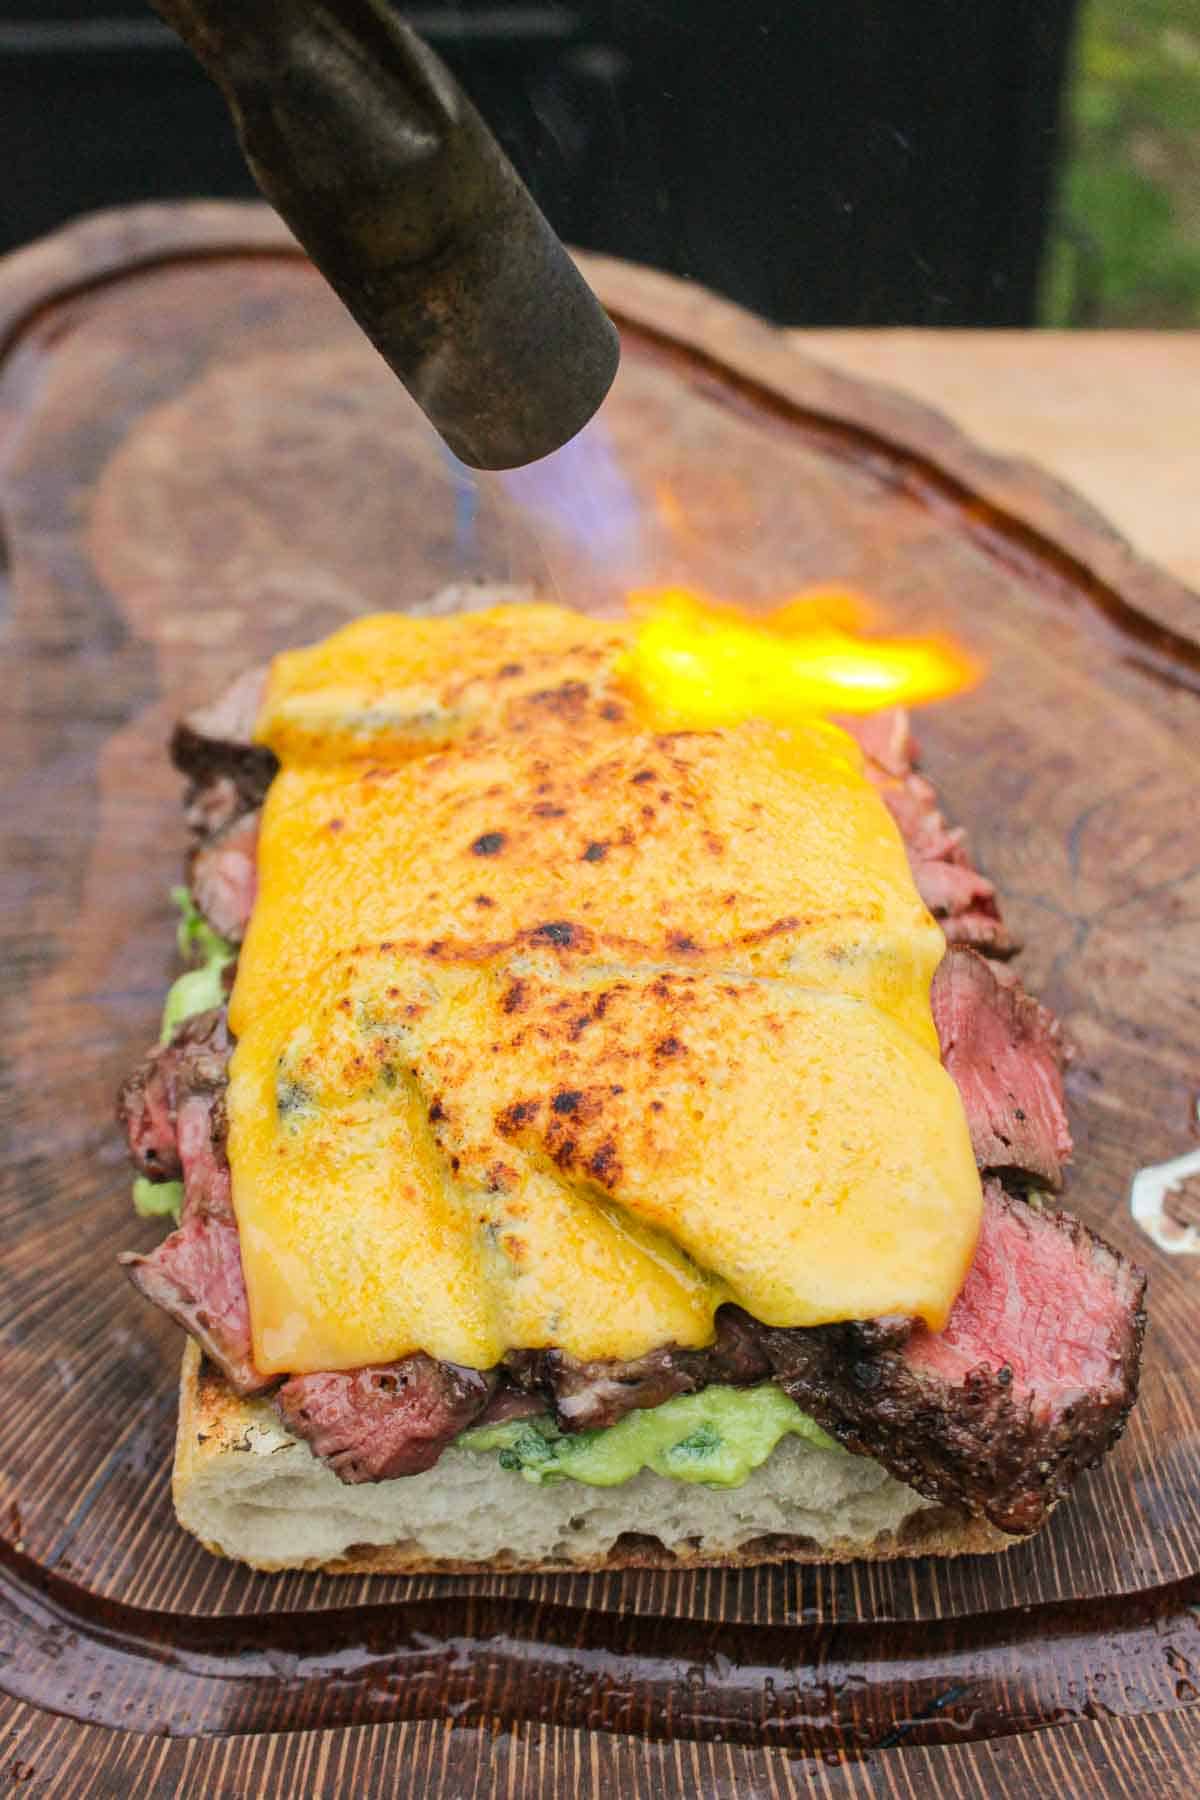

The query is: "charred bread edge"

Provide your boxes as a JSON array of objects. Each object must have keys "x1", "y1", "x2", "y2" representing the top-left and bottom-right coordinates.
[{"x1": 174, "y1": 1342, "x2": 1019, "y2": 1573}]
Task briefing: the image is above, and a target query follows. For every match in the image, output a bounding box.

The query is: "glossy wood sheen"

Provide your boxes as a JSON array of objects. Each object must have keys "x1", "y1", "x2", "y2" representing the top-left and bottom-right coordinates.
[
  {"x1": 2, "y1": 1534, "x2": 1199, "y2": 1748},
  {"x1": 1, "y1": 205, "x2": 1198, "y2": 1792},
  {"x1": 796, "y1": 330, "x2": 1200, "y2": 593}
]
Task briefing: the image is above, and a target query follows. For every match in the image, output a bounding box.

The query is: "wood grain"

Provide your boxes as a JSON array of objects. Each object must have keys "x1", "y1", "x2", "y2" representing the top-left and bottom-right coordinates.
[
  {"x1": 793, "y1": 329, "x2": 1200, "y2": 594},
  {"x1": 1, "y1": 203, "x2": 1198, "y2": 1792},
  {"x1": 3, "y1": 1694, "x2": 1199, "y2": 1800}
]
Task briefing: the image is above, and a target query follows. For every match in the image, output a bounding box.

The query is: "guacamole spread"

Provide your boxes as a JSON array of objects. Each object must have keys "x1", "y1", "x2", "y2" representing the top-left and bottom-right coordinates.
[{"x1": 458, "y1": 1383, "x2": 839, "y2": 1489}]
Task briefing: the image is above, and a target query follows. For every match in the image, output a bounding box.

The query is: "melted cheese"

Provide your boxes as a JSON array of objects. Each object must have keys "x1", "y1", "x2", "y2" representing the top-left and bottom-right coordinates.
[{"x1": 227, "y1": 606, "x2": 982, "y2": 1374}]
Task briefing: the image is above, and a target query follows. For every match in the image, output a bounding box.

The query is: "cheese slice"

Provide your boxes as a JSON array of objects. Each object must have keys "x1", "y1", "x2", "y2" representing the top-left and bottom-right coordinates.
[{"x1": 227, "y1": 606, "x2": 982, "y2": 1375}]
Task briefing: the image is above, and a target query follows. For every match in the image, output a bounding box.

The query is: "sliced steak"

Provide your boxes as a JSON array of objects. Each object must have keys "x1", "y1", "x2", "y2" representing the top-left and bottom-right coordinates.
[
  {"x1": 188, "y1": 809, "x2": 260, "y2": 943},
  {"x1": 838, "y1": 707, "x2": 916, "y2": 777},
  {"x1": 120, "y1": 1082, "x2": 270, "y2": 1397},
  {"x1": 508, "y1": 1306, "x2": 771, "y2": 1432},
  {"x1": 877, "y1": 770, "x2": 1012, "y2": 953},
  {"x1": 760, "y1": 1179, "x2": 1146, "y2": 1535},
  {"x1": 277, "y1": 1358, "x2": 496, "y2": 1482},
  {"x1": 843, "y1": 709, "x2": 1013, "y2": 955},
  {"x1": 121, "y1": 1211, "x2": 267, "y2": 1398},
  {"x1": 117, "y1": 1005, "x2": 232, "y2": 1180},
  {"x1": 184, "y1": 772, "x2": 245, "y2": 841},
  {"x1": 474, "y1": 1384, "x2": 548, "y2": 1428},
  {"x1": 172, "y1": 666, "x2": 277, "y2": 827},
  {"x1": 932, "y1": 946, "x2": 1072, "y2": 1189}
]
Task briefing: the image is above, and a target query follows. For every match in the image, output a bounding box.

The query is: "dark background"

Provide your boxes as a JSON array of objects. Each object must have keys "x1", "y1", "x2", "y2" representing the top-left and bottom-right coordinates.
[{"x1": 1, "y1": 1, "x2": 1078, "y2": 327}]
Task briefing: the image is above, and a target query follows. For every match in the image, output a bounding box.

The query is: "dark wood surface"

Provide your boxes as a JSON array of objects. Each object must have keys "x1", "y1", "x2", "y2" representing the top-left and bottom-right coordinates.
[{"x1": 1, "y1": 203, "x2": 1198, "y2": 1794}]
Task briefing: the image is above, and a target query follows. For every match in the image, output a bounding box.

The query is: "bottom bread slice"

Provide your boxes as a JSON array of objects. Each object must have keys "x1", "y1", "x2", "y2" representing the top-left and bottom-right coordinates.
[{"x1": 172, "y1": 1342, "x2": 1016, "y2": 1572}]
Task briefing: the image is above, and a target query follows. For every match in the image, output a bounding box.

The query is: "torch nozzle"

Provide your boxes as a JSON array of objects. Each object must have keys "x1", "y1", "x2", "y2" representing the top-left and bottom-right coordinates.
[{"x1": 151, "y1": 0, "x2": 620, "y2": 469}]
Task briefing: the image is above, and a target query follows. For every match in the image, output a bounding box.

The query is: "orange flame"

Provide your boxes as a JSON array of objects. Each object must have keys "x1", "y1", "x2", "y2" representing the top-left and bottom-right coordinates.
[{"x1": 624, "y1": 587, "x2": 980, "y2": 727}]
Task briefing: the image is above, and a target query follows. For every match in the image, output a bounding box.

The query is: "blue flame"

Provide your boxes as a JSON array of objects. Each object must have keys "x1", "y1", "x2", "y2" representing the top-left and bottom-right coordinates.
[
  {"x1": 497, "y1": 419, "x2": 645, "y2": 581},
  {"x1": 440, "y1": 444, "x2": 481, "y2": 560}
]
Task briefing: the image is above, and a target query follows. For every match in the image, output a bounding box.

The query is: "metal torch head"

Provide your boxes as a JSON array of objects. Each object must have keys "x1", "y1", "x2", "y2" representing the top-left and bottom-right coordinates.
[{"x1": 152, "y1": 0, "x2": 620, "y2": 469}]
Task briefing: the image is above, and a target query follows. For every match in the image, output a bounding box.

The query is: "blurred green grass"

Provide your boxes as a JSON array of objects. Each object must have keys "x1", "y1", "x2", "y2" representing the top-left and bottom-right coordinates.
[{"x1": 1043, "y1": 0, "x2": 1200, "y2": 324}]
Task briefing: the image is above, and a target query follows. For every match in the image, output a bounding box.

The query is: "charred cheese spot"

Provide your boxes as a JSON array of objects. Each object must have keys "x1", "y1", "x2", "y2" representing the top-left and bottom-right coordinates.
[{"x1": 527, "y1": 920, "x2": 588, "y2": 950}]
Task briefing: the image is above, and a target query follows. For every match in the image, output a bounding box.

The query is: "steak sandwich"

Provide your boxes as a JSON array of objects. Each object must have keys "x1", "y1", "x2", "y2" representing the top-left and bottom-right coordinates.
[{"x1": 119, "y1": 603, "x2": 1146, "y2": 1572}]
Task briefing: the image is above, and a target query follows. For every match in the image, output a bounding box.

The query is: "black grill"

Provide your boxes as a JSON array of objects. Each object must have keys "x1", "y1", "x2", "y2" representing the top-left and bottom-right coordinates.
[{"x1": 1, "y1": 1, "x2": 1077, "y2": 325}]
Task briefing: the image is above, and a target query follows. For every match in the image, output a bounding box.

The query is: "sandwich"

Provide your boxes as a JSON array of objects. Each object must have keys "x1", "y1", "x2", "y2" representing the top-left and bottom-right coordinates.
[{"x1": 118, "y1": 600, "x2": 1146, "y2": 1572}]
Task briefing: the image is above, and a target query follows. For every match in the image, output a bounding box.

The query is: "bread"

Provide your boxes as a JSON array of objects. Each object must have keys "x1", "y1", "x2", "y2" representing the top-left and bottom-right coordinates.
[{"x1": 173, "y1": 1343, "x2": 1015, "y2": 1573}]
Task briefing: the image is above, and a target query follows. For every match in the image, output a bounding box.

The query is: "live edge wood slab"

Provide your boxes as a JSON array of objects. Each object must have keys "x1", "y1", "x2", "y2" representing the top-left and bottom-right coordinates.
[{"x1": 1, "y1": 204, "x2": 1198, "y2": 1797}]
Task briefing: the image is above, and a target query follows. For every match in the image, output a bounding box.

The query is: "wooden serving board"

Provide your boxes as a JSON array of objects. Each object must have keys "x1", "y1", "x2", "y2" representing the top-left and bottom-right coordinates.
[{"x1": 1, "y1": 204, "x2": 1198, "y2": 1796}]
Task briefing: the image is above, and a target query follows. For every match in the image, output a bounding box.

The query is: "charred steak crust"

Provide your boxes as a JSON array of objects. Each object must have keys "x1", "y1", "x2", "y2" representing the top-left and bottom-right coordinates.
[
  {"x1": 759, "y1": 1183, "x2": 1148, "y2": 1535},
  {"x1": 172, "y1": 666, "x2": 273, "y2": 941},
  {"x1": 171, "y1": 665, "x2": 278, "y2": 829},
  {"x1": 506, "y1": 1308, "x2": 772, "y2": 1431}
]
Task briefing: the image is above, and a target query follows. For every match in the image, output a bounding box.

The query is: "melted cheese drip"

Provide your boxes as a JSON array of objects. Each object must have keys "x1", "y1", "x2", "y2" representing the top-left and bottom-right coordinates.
[{"x1": 228, "y1": 606, "x2": 982, "y2": 1374}]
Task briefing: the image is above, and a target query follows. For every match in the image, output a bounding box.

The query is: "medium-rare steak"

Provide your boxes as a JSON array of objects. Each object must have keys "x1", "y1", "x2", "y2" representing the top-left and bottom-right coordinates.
[
  {"x1": 188, "y1": 810, "x2": 260, "y2": 945},
  {"x1": 844, "y1": 712, "x2": 1013, "y2": 955},
  {"x1": 118, "y1": 1005, "x2": 232, "y2": 1180},
  {"x1": 122, "y1": 1207, "x2": 267, "y2": 1399},
  {"x1": 760, "y1": 1180, "x2": 1146, "y2": 1534},
  {"x1": 277, "y1": 1358, "x2": 497, "y2": 1481},
  {"x1": 120, "y1": 1084, "x2": 270, "y2": 1398},
  {"x1": 932, "y1": 946, "x2": 1072, "y2": 1189},
  {"x1": 507, "y1": 1306, "x2": 772, "y2": 1431}
]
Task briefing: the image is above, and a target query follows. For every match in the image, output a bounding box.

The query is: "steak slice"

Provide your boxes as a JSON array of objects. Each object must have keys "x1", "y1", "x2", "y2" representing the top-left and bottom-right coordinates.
[
  {"x1": 508, "y1": 1306, "x2": 771, "y2": 1432},
  {"x1": 838, "y1": 706, "x2": 916, "y2": 778},
  {"x1": 120, "y1": 1088, "x2": 271, "y2": 1398},
  {"x1": 843, "y1": 709, "x2": 1013, "y2": 955},
  {"x1": 760, "y1": 1180, "x2": 1146, "y2": 1535},
  {"x1": 188, "y1": 809, "x2": 260, "y2": 944},
  {"x1": 121, "y1": 1210, "x2": 267, "y2": 1398},
  {"x1": 117, "y1": 1005, "x2": 232, "y2": 1180},
  {"x1": 184, "y1": 772, "x2": 246, "y2": 842},
  {"x1": 171, "y1": 666, "x2": 277, "y2": 825},
  {"x1": 474, "y1": 1384, "x2": 548, "y2": 1428},
  {"x1": 932, "y1": 946, "x2": 1072, "y2": 1189},
  {"x1": 277, "y1": 1358, "x2": 496, "y2": 1481},
  {"x1": 874, "y1": 768, "x2": 1012, "y2": 954}
]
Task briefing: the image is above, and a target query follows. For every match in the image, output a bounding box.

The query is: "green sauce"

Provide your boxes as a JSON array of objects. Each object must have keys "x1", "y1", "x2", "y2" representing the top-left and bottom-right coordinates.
[
  {"x1": 160, "y1": 885, "x2": 236, "y2": 1042},
  {"x1": 132, "y1": 889, "x2": 236, "y2": 1226},
  {"x1": 457, "y1": 1383, "x2": 839, "y2": 1489},
  {"x1": 133, "y1": 1175, "x2": 184, "y2": 1220}
]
